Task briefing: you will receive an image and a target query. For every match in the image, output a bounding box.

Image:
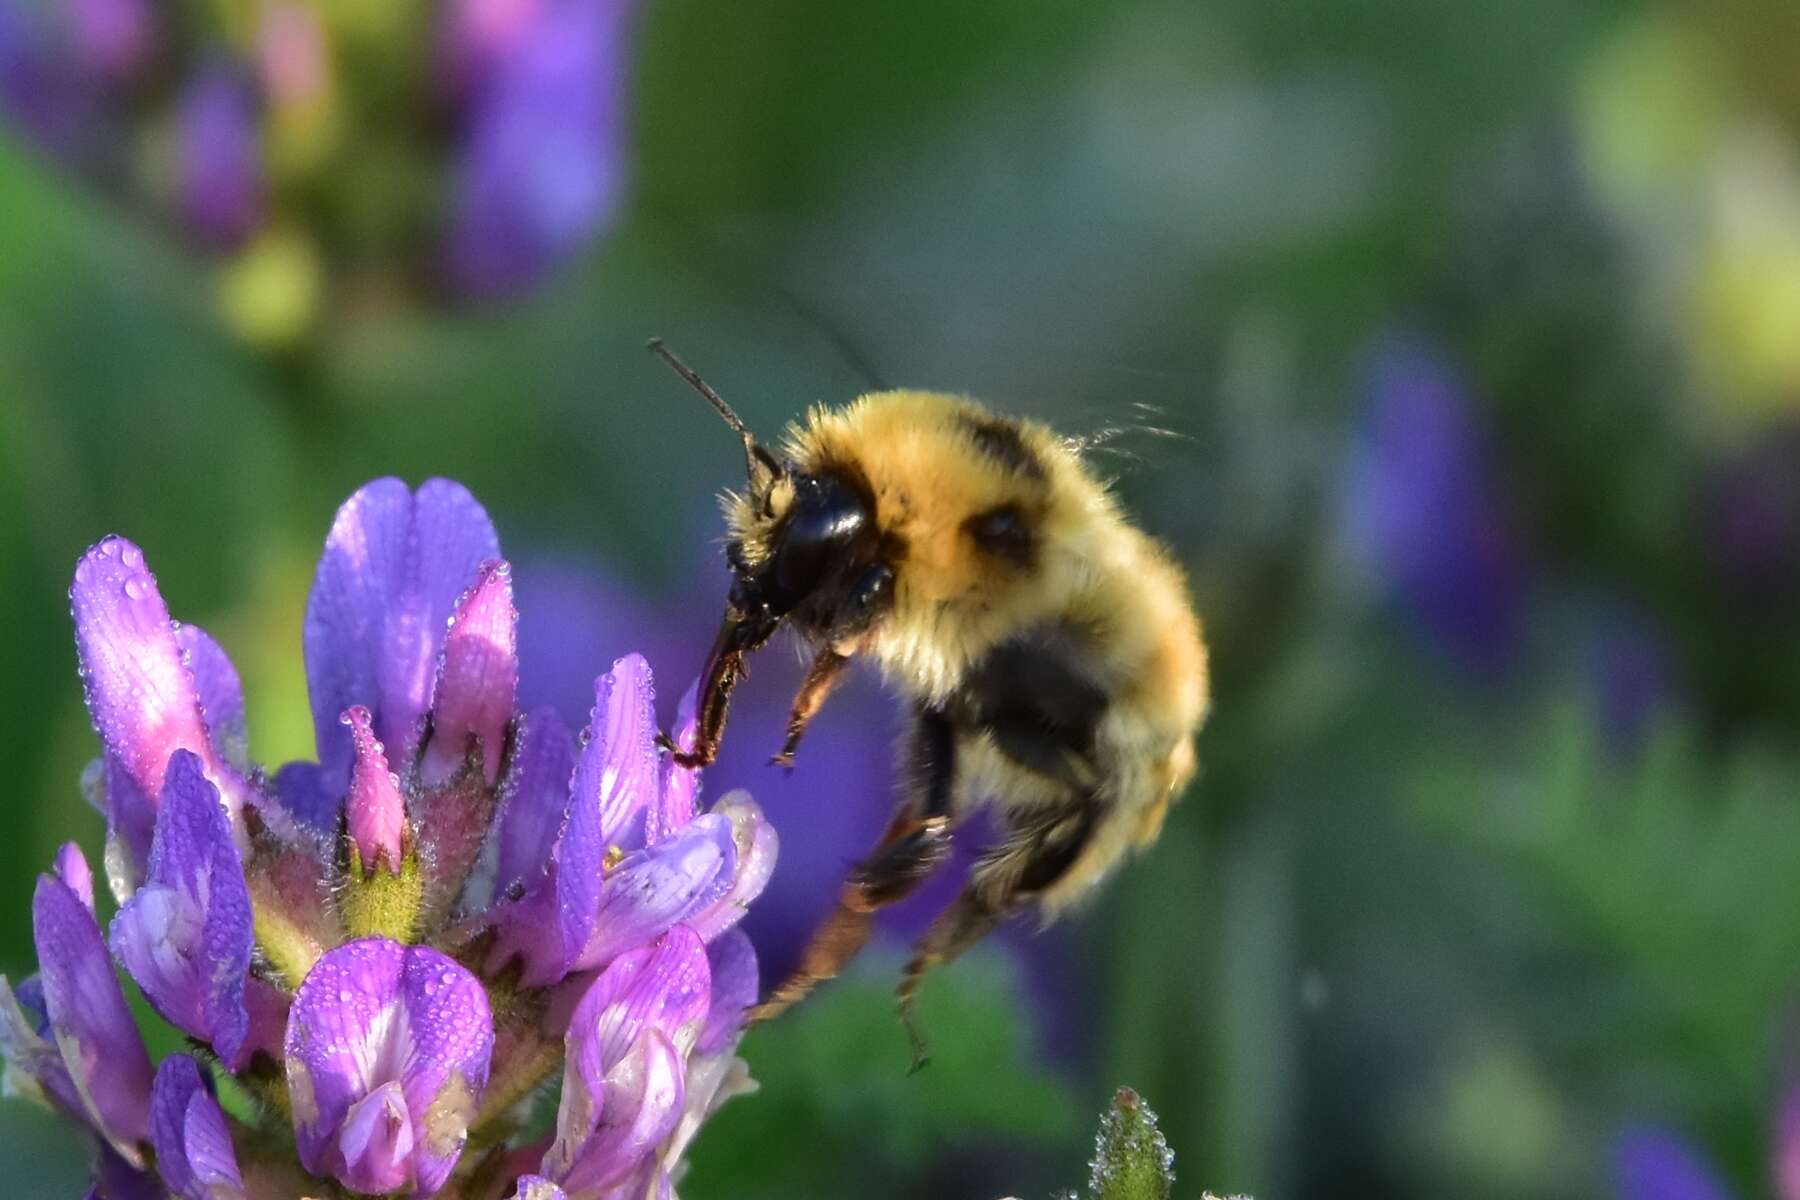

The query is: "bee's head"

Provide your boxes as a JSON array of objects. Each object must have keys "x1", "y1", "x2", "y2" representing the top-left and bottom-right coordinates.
[
  {"x1": 650, "y1": 340, "x2": 896, "y2": 690},
  {"x1": 734, "y1": 465, "x2": 891, "y2": 637}
]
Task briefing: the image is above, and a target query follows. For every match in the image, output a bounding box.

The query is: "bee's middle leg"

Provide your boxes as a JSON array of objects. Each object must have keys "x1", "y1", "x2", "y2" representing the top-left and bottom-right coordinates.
[
  {"x1": 897, "y1": 794, "x2": 1100, "y2": 1069},
  {"x1": 749, "y1": 706, "x2": 958, "y2": 1022}
]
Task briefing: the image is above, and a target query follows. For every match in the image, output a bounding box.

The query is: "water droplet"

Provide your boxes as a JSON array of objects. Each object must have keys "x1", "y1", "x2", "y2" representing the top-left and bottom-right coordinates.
[{"x1": 339, "y1": 988, "x2": 353, "y2": 1003}]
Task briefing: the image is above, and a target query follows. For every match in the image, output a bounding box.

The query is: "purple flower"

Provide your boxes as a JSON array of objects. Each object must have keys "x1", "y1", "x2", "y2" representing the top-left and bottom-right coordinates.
[
  {"x1": 1611, "y1": 1126, "x2": 1736, "y2": 1200},
  {"x1": 109, "y1": 749, "x2": 254, "y2": 1065},
  {"x1": 540, "y1": 926, "x2": 711, "y2": 1195},
  {"x1": 4, "y1": 476, "x2": 773, "y2": 1196},
  {"x1": 285, "y1": 939, "x2": 493, "y2": 1194},
  {"x1": 71, "y1": 534, "x2": 256, "y2": 885},
  {"x1": 176, "y1": 62, "x2": 264, "y2": 249},
  {"x1": 441, "y1": 0, "x2": 544, "y2": 98},
  {"x1": 444, "y1": 0, "x2": 636, "y2": 297},
  {"x1": 304, "y1": 477, "x2": 501, "y2": 792},
  {"x1": 511, "y1": 1177, "x2": 569, "y2": 1200},
  {"x1": 151, "y1": 1055, "x2": 245, "y2": 1200},
  {"x1": 24, "y1": 847, "x2": 155, "y2": 1165},
  {"x1": 1347, "y1": 338, "x2": 1530, "y2": 676},
  {"x1": 0, "y1": 0, "x2": 98, "y2": 156},
  {"x1": 486, "y1": 654, "x2": 760, "y2": 988},
  {"x1": 68, "y1": 0, "x2": 153, "y2": 82}
]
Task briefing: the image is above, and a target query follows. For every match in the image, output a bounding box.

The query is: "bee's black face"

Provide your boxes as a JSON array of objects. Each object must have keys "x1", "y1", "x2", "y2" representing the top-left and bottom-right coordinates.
[{"x1": 759, "y1": 470, "x2": 880, "y2": 617}]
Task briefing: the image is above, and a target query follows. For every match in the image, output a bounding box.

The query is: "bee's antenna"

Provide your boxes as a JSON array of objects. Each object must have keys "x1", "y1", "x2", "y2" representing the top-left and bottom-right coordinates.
[{"x1": 647, "y1": 338, "x2": 784, "y2": 483}]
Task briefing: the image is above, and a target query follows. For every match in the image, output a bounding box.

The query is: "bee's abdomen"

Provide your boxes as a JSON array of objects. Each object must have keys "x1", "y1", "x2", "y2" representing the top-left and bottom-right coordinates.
[{"x1": 949, "y1": 622, "x2": 1110, "y2": 790}]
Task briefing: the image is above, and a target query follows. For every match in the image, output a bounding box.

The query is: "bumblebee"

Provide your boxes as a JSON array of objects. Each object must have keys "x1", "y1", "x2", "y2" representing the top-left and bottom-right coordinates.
[{"x1": 650, "y1": 341, "x2": 1208, "y2": 1062}]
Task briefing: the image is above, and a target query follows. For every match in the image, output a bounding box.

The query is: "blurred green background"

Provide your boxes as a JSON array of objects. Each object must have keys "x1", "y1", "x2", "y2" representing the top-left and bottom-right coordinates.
[{"x1": 6, "y1": 0, "x2": 1800, "y2": 1196}]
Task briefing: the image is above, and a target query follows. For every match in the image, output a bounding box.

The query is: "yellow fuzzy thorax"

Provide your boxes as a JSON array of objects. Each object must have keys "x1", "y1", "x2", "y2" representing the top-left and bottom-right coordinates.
[{"x1": 725, "y1": 390, "x2": 1197, "y2": 711}]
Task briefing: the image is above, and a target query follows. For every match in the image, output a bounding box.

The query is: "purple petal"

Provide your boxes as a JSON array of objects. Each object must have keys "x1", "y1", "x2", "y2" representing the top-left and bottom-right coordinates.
[
  {"x1": 343, "y1": 706, "x2": 407, "y2": 874},
  {"x1": 550, "y1": 656, "x2": 662, "y2": 978},
  {"x1": 110, "y1": 750, "x2": 253, "y2": 1064},
  {"x1": 152, "y1": 1055, "x2": 245, "y2": 1200},
  {"x1": 1610, "y1": 1126, "x2": 1735, "y2": 1200},
  {"x1": 444, "y1": 0, "x2": 635, "y2": 297},
  {"x1": 646, "y1": 681, "x2": 700, "y2": 845},
  {"x1": 175, "y1": 624, "x2": 249, "y2": 770},
  {"x1": 33, "y1": 864, "x2": 153, "y2": 1163},
  {"x1": 337, "y1": 1080, "x2": 414, "y2": 1194},
  {"x1": 511, "y1": 1176, "x2": 568, "y2": 1200},
  {"x1": 697, "y1": 929, "x2": 757, "y2": 1055},
  {"x1": 545, "y1": 927, "x2": 709, "y2": 1193},
  {"x1": 176, "y1": 62, "x2": 263, "y2": 249},
  {"x1": 88, "y1": 1145, "x2": 162, "y2": 1200},
  {"x1": 582, "y1": 653, "x2": 660, "y2": 850},
  {"x1": 682, "y1": 793, "x2": 776, "y2": 943},
  {"x1": 495, "y1": 706, "x2": 575, "y2": 894},
  {"x1": 54, "y1": 841, "x2": 95, "y2": 915},
  {"x1": 0, "y1": 973, "x2": 83, "y2": 1119},
  {"x1": 272, "y1": 759, "x2": 340, "y2": 833},
  {"x1": 572, "y1": 813, "x2": 736, "y2": 974},
  {"x1": 71, "y1": 537, "x2": 247, "y2": 866},
  {"x1": 304, "y1": 479, "x2": 500, "y2": 783},
  {"x1": 236, "y1": 976, "x2": 291, "y2": 1070},
  {"x1": 423, "y1": 559, "x2": 518, "y2": 786},
  {"x1": 285, "y1": 939, "x2": 493, "y2": 1196}
]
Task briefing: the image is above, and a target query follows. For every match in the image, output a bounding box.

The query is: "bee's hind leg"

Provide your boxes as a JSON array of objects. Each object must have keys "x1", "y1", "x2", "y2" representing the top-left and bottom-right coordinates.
[
  {"x1": 748, "y1": 706, "x2": 959, "y2": 1023},
  {"x1": 897, "y1": 794, "x2": 1100, "y2": 1071}
]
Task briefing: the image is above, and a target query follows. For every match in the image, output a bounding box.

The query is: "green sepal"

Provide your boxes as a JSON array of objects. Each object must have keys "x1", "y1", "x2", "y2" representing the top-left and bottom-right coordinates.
[{"x1": 340, "y1": 843, "x2": 425, "y2": 943}]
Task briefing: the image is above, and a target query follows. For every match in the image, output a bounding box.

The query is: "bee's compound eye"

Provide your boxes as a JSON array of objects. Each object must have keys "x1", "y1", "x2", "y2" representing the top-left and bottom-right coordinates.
[
  {"x1": 850, "y1": 562, "x2": 894, "y2": 612},
  {"x1": 769, "y1": 472, "x2": 873, "y2": 608},
  {"x1": 967, "y1": 505, "x2": 1032, "y2": 563}
]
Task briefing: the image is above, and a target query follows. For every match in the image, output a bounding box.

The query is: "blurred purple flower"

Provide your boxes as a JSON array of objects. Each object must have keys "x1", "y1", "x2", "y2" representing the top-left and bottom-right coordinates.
[
  {"x1": 1704, "y1": 422, "x2": 1800, "y2": 611},
  {"x1": 68, "y1": 0, "x2": 152, "y2": 82},
  {"x1": 1348, "y1": 338, "x2": 1530, "y2": 676},
  {"x1": 0, "y1": 0, "x2": 98, "y2": 155},
  {"x1": 2, "y1": 477, "x2": 771, "y2": 1195},
  {"x1": 441, "y1": 0, "x2": 544, "y2": 98},
  {"x1": 1585, "y1": 605, "x2": 1684, "y2": 753},
  {"x1": 444, "y1": 0, "x2": 636, "y2": 297},
  {"x1": 176, "y1": 63, "x2": 263, "y2": 249},
  {"x1": 1611, "y1": 1080, "x2": 1800, "y2": 1200},
  {"x1": 1611, "y1": 1126, "x2": 1736, "y2": 1200}
]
